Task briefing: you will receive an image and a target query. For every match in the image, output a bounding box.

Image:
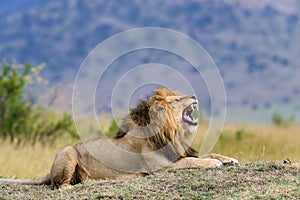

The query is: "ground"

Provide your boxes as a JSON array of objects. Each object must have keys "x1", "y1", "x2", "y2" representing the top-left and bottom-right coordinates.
[{"x1": 0, "y1": 162, "x2": 299, "y2": 199}]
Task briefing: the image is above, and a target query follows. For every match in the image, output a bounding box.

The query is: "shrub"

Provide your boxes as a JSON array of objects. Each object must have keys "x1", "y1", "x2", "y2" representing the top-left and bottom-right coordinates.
[
  {"x1": 272, "y1": 112, "x2": 295, "y2": 126},
  {"x1": 105, "y1": 119, "x2": 119, "y2": 137},
  {"x1": 0, "y1": 62, "x2": 78, "y2": 145},
  {"x1": 21, "y1": 106, "x2": 78, "y2": 145},
  {"x1": 235, "y1": 129, "x2": 245, "y2": 141}
]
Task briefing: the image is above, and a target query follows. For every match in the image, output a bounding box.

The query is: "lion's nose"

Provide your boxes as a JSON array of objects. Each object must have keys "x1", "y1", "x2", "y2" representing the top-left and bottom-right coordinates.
[{"x1": 190, "y1": 95, "x2": 197, "y2": 100}]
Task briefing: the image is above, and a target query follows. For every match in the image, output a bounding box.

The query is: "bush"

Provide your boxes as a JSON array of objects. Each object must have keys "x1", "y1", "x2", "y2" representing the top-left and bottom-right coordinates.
[
  {"x1": 104, "y1": 119, "x2": 119, "y2": 137},
  {"x1": 0, "y1": 62, "x2": 78, "y2": 145},
  {"x1": 235, "y1": 129, "x2": 245, "y2": 141},
  {"x1": 272, "y1": 112, "x2": 295, "y2": 126},
  {"x1": 19, "y1": 106, "x2": 78, "y2": 145}
]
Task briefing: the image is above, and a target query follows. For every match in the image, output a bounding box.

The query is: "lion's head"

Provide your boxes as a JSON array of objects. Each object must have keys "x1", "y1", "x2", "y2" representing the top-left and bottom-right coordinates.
[
  {"x1": 115, "y1": 88, "x2": 200, "y2": 160},
  {"x1": 148, "y1": 88, "x2": 199, "y2": 135}
]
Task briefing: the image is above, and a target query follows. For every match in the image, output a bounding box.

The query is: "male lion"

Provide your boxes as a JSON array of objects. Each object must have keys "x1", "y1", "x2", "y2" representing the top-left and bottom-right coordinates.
[{"x1": 0, "y1": 88, "x2": 238, "y2": 189}]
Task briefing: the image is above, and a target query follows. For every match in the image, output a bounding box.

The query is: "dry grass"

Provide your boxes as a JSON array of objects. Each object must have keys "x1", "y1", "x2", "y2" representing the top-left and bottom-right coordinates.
[
  {"x1": 216, "y1": 124, "x2": 300, "y2": 163},
  {"x1": 0, "y1": 136, "x2": 77, "y2": 178},
  {"x1": 193, "y1": 124, "x2": 300, "y2": 164}
]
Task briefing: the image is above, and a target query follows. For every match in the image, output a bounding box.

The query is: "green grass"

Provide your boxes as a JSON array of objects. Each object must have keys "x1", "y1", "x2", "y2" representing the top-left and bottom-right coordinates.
[{"x1": 0, "y1": 162, "x2": 299, "y2": 199}]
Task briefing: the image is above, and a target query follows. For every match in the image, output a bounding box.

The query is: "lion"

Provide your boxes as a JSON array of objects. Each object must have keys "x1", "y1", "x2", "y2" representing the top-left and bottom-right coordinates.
[{"x1": 0, "y1": 88, "x2": 238, "y2": 189}]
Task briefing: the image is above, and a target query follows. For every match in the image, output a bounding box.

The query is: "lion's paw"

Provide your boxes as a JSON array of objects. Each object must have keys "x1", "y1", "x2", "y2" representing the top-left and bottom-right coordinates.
[
  {"x1": 222, "y1": 157, "x2": 239, "y2": 166},
  {"x1": 203, "y1": 158, "x2": 223, "y2": 168}
]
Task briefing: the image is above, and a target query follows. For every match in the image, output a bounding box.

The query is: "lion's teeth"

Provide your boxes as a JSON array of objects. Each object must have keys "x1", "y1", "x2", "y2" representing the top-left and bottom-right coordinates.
[{"x1": 182, "y1": 103, "x2": 199, "y2": 125}]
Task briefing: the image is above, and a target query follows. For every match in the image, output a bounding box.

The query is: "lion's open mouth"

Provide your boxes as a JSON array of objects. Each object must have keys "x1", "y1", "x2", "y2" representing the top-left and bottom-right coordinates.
[{"x1": 182, "y1": 102, "x2": 199, "y2": 126}]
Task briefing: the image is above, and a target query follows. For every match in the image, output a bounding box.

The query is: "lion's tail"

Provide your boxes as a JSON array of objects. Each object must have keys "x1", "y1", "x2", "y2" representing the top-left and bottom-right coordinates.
[{"x1": 0, "y1": 174, "x2": 51, "y2": 185}]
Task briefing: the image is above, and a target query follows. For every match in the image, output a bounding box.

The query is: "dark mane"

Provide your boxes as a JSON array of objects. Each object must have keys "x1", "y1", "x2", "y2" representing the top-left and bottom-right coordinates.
[
  {"x1": 114, "y1": 100, "x2": 150, "y2": 139},
  {"x1": 129, "y1": 100, "x2": 151, "y2": 127}
]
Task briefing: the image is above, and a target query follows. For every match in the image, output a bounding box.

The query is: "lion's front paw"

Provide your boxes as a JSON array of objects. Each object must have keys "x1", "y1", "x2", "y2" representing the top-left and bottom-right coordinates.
[
  {"x1": 222, "y1": 157, "x2": 239, "y2": 166},
  {"x1": 202, "y1": 154, "x2": 239, "y2": 166},
  {"x1": 203, "y1": 158, "x2": 223, "y2": 168}
]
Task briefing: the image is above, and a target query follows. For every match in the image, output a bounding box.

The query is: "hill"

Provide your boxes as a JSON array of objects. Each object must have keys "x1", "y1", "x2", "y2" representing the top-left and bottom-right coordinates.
[
  {"x1": 0, "y1": 162, "x2": 299, "y2": 199},
  {"x1": 0, "y1": 0, "x2": 300, "y2": 123}
]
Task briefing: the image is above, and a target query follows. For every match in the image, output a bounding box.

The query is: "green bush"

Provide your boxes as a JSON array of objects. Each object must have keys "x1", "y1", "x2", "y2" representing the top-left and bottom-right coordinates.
[
  {"x1": 104, "y1": 119, "x2": 119, "y2": 137},
  {"x1": 0, "y1": 62, "x2": 78, "y2": 145},
  {"x1": 272, "y1": 112, "x2": 295, "y2": 126},
  {"x1": 20, "y1": 106, "x2": 78, "y2": 145},
  {"x1": 235, "y1": 129, "x2": 245, "y2": 141}
]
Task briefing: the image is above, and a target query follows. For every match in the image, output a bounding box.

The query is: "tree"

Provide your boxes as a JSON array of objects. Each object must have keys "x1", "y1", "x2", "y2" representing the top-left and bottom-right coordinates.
[{"x1": 0, "y1": 62, "x2": 78, "y2": 145}]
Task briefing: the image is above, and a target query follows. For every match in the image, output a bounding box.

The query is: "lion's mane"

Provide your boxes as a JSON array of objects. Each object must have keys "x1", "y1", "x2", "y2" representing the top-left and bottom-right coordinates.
[{"x1": 115, "y1": 88, "x2": 198, "y2": 161}]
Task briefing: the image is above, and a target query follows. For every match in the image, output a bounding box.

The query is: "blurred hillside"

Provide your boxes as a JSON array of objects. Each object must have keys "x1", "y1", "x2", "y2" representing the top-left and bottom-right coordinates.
[{"x1": 0, "y1": 0, "x2": 299, "y2": 123}]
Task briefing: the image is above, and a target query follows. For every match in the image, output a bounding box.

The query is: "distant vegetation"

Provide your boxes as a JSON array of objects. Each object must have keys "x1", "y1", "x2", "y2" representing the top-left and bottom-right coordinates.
[
  {"x1": 105, "y1": 118, "x2": 119, "y2": 137},
  {"x1": 272, "y1": 112, "x2": 295, "y2": 126},
  {"x1": 0, "y1": 62, "x2": 78, "y2": 146}
]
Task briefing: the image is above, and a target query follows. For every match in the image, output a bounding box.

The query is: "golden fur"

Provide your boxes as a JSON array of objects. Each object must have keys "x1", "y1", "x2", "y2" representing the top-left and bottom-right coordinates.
[{"x1": 0, "y1": 88, "x2": 238, "y2": 189}]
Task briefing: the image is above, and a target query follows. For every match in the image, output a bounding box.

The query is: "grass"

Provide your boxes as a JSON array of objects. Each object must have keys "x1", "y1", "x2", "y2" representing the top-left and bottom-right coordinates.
[
  {"x1": 193, "y1": 124, "x2": 300, "y2": 163},
  {"x1": 0, "y1": 162, "x2": 299, "y2": 199},
  {"x1": 0, "y1": 135, "x2": 77, "y2": 178},
  {"x1": 0, "y1": 124, "x2": 299, "y2": 199}
]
